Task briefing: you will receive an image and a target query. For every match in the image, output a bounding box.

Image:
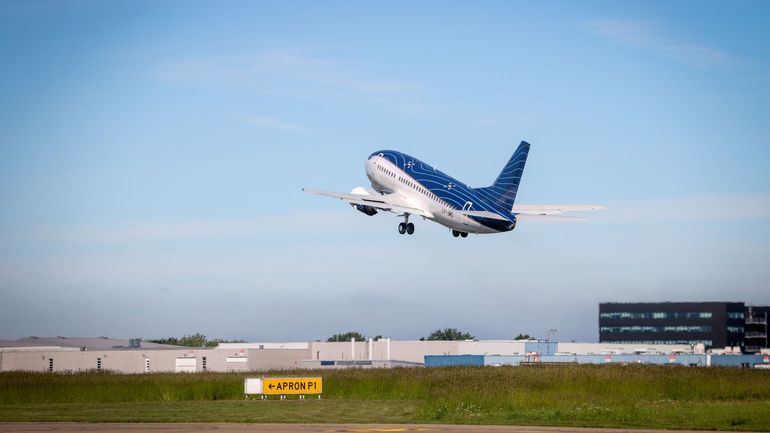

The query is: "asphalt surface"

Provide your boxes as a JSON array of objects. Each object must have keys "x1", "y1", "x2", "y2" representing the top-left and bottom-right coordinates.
[{"x1": 0, "y1": 424, "x2": 759, "y2": 433}]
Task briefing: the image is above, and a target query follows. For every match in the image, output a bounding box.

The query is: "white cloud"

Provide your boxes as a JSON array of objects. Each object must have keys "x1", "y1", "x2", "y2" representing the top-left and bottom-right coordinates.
[
  {"x1": 584, "y1": 20, "x2": 735, "y2": 68},
  {"x1": 154, "y1": 48, "x2": 526, "y2": 127},
  {"x1": 155, "y1": 48, "x2": 419, "y2": 101}
]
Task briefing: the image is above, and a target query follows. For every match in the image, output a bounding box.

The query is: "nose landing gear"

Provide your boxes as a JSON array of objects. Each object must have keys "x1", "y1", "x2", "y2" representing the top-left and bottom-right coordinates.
[{"x1": 398, "y1": 214, "x2": 415, "y2": 235}]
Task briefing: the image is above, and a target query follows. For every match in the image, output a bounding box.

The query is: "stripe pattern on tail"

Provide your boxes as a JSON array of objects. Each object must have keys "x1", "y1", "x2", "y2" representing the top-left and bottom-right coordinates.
[{"x1": 474, "y1": 141, "x2": 530, "y2": 212}]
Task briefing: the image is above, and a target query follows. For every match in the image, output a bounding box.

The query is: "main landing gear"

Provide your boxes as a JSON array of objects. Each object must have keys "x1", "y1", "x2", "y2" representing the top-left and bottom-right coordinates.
[
  {"x1": 398, "y1": 214, "x2": 415, "y2": 235},
  {"x1": 451, "y1": 229, "x2": 468, "y2": 238}
]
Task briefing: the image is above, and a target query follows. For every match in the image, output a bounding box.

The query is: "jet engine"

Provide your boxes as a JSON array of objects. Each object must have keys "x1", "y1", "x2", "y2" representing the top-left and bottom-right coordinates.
[
  {"x1": 355, "y1": 205, "x2": 378, "y2": 216},
  {"x1": 350, "y1": 186, "x2": 378, "y2": 216}
]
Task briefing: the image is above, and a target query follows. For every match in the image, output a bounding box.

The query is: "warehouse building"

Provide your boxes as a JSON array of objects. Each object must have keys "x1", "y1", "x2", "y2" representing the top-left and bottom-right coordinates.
[
  {"x1": 3, "y1": 334, "x2": 769, "y2": 373},
  {"x1": 0, "y1": 337, "x2": 309, "y2": 373},
  {"x1": 3, "y1": 336, "x2": 758, "y2": 373},
  {"x1": 599, "y1": 302, "x2": 769, "y2": 352}
]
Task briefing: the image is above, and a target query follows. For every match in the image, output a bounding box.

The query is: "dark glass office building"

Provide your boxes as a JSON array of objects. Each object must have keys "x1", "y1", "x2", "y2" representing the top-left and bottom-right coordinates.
[
  {"x1": 744, "y1": 305, "x2": 769, "y2": 353},
  {"x1": 599, "y1": 302, "x2": 747, "y2": 349}
]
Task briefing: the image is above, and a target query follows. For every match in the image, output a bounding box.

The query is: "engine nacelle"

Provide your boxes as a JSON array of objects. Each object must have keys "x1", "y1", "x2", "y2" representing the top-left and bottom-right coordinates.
[
  {"x1": 350, "y1": 186, "x2": 374, "y2": 196},
  {"x1": 350, "y1": 186, "x2": 378, "y2": 216},
  {"x1": 355, "y1": 204, "x2": 378, "y2": 216}
]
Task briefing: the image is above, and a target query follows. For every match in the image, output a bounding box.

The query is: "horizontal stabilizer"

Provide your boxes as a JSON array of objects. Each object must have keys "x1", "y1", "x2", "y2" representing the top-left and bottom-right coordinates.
[
  {"x1": 459, "y1": 210, "x2": 512, "y2": 221},
  {"x1": 512, "y1": 204, "x2": 607, "y2": 215},
  {"x1": 515, "y1": 214, "x2": 589, "y2": 222}
]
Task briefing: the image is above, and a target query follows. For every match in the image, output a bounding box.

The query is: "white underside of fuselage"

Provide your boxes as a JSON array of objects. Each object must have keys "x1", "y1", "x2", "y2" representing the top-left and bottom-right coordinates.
[{"x1": 365, "y1": 156, "x2": 500, "y2": 234}]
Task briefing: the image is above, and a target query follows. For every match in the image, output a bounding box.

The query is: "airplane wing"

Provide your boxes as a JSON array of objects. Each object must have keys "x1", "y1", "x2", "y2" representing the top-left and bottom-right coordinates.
[
  {"x1": 512, "y1": 204, "x2": 606, "y2": 215},
  {"x1": 302, "y1": 188, "x2": 432, "y2": 218}
]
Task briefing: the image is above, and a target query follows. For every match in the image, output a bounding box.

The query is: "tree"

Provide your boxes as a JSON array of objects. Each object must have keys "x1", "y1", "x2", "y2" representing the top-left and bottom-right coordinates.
[
  {"x1": 179, "y1": 333, "x2": 208, "y2": 347},
  {"x1": 327, "y1": 331, "x2": 367, "y2": 342},
  {"x1": 147, "y1": 333, "x2": 246, "y2": 347},
  {"x1": 205, "y1": 338, "x2": 246, "y2": 347},
  {"x1": 421, "y1": 328, "x2": 474, "y2": 341},
  {"x1": 514, "y1": 333, "x2": 532, "y2": 340}
]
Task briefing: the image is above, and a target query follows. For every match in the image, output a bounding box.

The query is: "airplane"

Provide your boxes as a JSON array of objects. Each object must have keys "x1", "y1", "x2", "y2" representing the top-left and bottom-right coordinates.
[{"x1": 303, "y1": 141, "x2": 605, "y2": 237}]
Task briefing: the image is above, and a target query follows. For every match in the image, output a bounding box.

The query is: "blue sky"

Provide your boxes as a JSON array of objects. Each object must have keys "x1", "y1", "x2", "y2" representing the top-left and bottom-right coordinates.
[{"x1": 1, "y1": 1, "x2": 769, "y2": 342}]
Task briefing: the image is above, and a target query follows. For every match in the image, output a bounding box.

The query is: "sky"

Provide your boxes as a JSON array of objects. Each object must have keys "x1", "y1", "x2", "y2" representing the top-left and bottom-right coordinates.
[{"x1": 1, "y1": 1, "x2": 769, "y2": 343}]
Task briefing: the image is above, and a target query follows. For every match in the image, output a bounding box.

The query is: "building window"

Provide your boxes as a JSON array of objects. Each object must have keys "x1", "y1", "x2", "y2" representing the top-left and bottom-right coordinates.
[
  {"x1": 662, "y1": 325, "x2": 712, "y2": 333},
  {"x1": 601, "y1": 325, "x2": 712, "y2": 333},
  {"x1": 611, "y1": 339, "x2": 713, "y2": 346},
  {"x1": 600, "y1": 311, "x2": 715, "y2": 320},
  {"x1": 728, "y1": 312, "x2": 745, "y2": 320},
  {"x1": 727, "y1": 326, "x2": 744, "y2": 333}
]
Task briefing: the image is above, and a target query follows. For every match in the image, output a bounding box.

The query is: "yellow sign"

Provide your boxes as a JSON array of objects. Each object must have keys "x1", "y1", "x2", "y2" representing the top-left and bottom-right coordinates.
[{"x1": 262, "y1": 377, "x2": 322, "y2": 395}]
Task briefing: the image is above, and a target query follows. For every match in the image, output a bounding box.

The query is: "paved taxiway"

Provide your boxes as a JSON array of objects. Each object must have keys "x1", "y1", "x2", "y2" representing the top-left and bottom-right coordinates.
[{"x1": 0, "y1": 424, "x2": 758, "y2": 433}]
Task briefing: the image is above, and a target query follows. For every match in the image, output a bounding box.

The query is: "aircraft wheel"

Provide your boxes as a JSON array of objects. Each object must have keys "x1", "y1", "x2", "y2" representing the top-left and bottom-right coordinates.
[
  {"x1": 406, "y1": 223, "x2": 415, "y2": 235},
  {"x1": 398, "y1": 223, "x2": 407, "y2": 234},
  {"x1": 460, "y1": 232, "x2": 468, "y2": 238},
  {"x1": 452, "y1": 230, "x2": 460, "y2": 237}
]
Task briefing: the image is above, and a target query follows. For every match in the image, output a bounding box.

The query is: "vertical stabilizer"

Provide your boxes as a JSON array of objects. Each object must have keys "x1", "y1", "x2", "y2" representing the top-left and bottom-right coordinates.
[{"x1": 475, "y1": 141, "x2": 530, "y2": 212}]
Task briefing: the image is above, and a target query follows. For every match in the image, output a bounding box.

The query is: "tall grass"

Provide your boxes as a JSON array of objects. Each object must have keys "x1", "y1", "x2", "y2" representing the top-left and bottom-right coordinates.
[
  {"x1": 1, "y1": 365, "x2": 769, "y2": 429},
  {"x1": 2, "y1": 365, "x2": 769, "y2": 403},
  {"x1": 0, "y1": 371, "x2": 243, "y2": 403}
]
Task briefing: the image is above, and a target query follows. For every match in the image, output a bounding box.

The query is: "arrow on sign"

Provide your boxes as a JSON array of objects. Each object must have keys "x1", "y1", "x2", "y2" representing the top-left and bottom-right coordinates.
[{"x1": 268, "y1": 384, "x2": 275, "y2": 389}]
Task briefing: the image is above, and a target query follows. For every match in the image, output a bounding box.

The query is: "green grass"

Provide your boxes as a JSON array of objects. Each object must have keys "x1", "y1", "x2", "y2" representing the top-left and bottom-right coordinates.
[
  {"x1": 0, "y1": 401, "x2": 421, "y2": 424},
  {"x1": 1, "y1": 365, "x2": 769, "y2": 430}
]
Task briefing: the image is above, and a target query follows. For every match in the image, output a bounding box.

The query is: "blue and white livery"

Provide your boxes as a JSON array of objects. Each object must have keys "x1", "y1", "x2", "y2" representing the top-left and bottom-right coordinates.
[{"x1": 304, "y1": 141, "x2": 604, "y2": 237}]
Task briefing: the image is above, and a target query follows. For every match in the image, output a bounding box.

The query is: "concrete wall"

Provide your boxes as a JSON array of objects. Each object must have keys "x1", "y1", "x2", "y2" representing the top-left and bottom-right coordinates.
[
  {"x1": 0, "y1": 348, "x2": 193, "y2": 373},
  {"x1": 299, "y1": 359, "x2": 422, "y2": 369},
  {"x1": 308, "y1": 340, "x2": 460, "y2": 364},
  {"x1": 457, "y1": 341, "x2": 526, "y2": 355},
  {"x1": 248, "y1": 349, "x2": 308, "y2": 371},
  {"x1": 0, "y1": 347, "x2": 308, "y2": 373},
  {"x1": 389, "y1": 341, "x2": 458, "y2": 363}
]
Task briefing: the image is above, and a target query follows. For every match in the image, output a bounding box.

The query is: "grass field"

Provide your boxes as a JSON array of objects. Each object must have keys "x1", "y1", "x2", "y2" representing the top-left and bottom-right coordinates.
[{"x1": 1, "y1": 365, "x2": 769, "y2": 430}]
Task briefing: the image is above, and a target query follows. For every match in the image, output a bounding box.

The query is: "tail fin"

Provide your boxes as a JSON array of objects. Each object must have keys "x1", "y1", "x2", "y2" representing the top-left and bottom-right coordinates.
[{"x1": 475, "y1": 141, "x2": 530, "y2": 212}]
